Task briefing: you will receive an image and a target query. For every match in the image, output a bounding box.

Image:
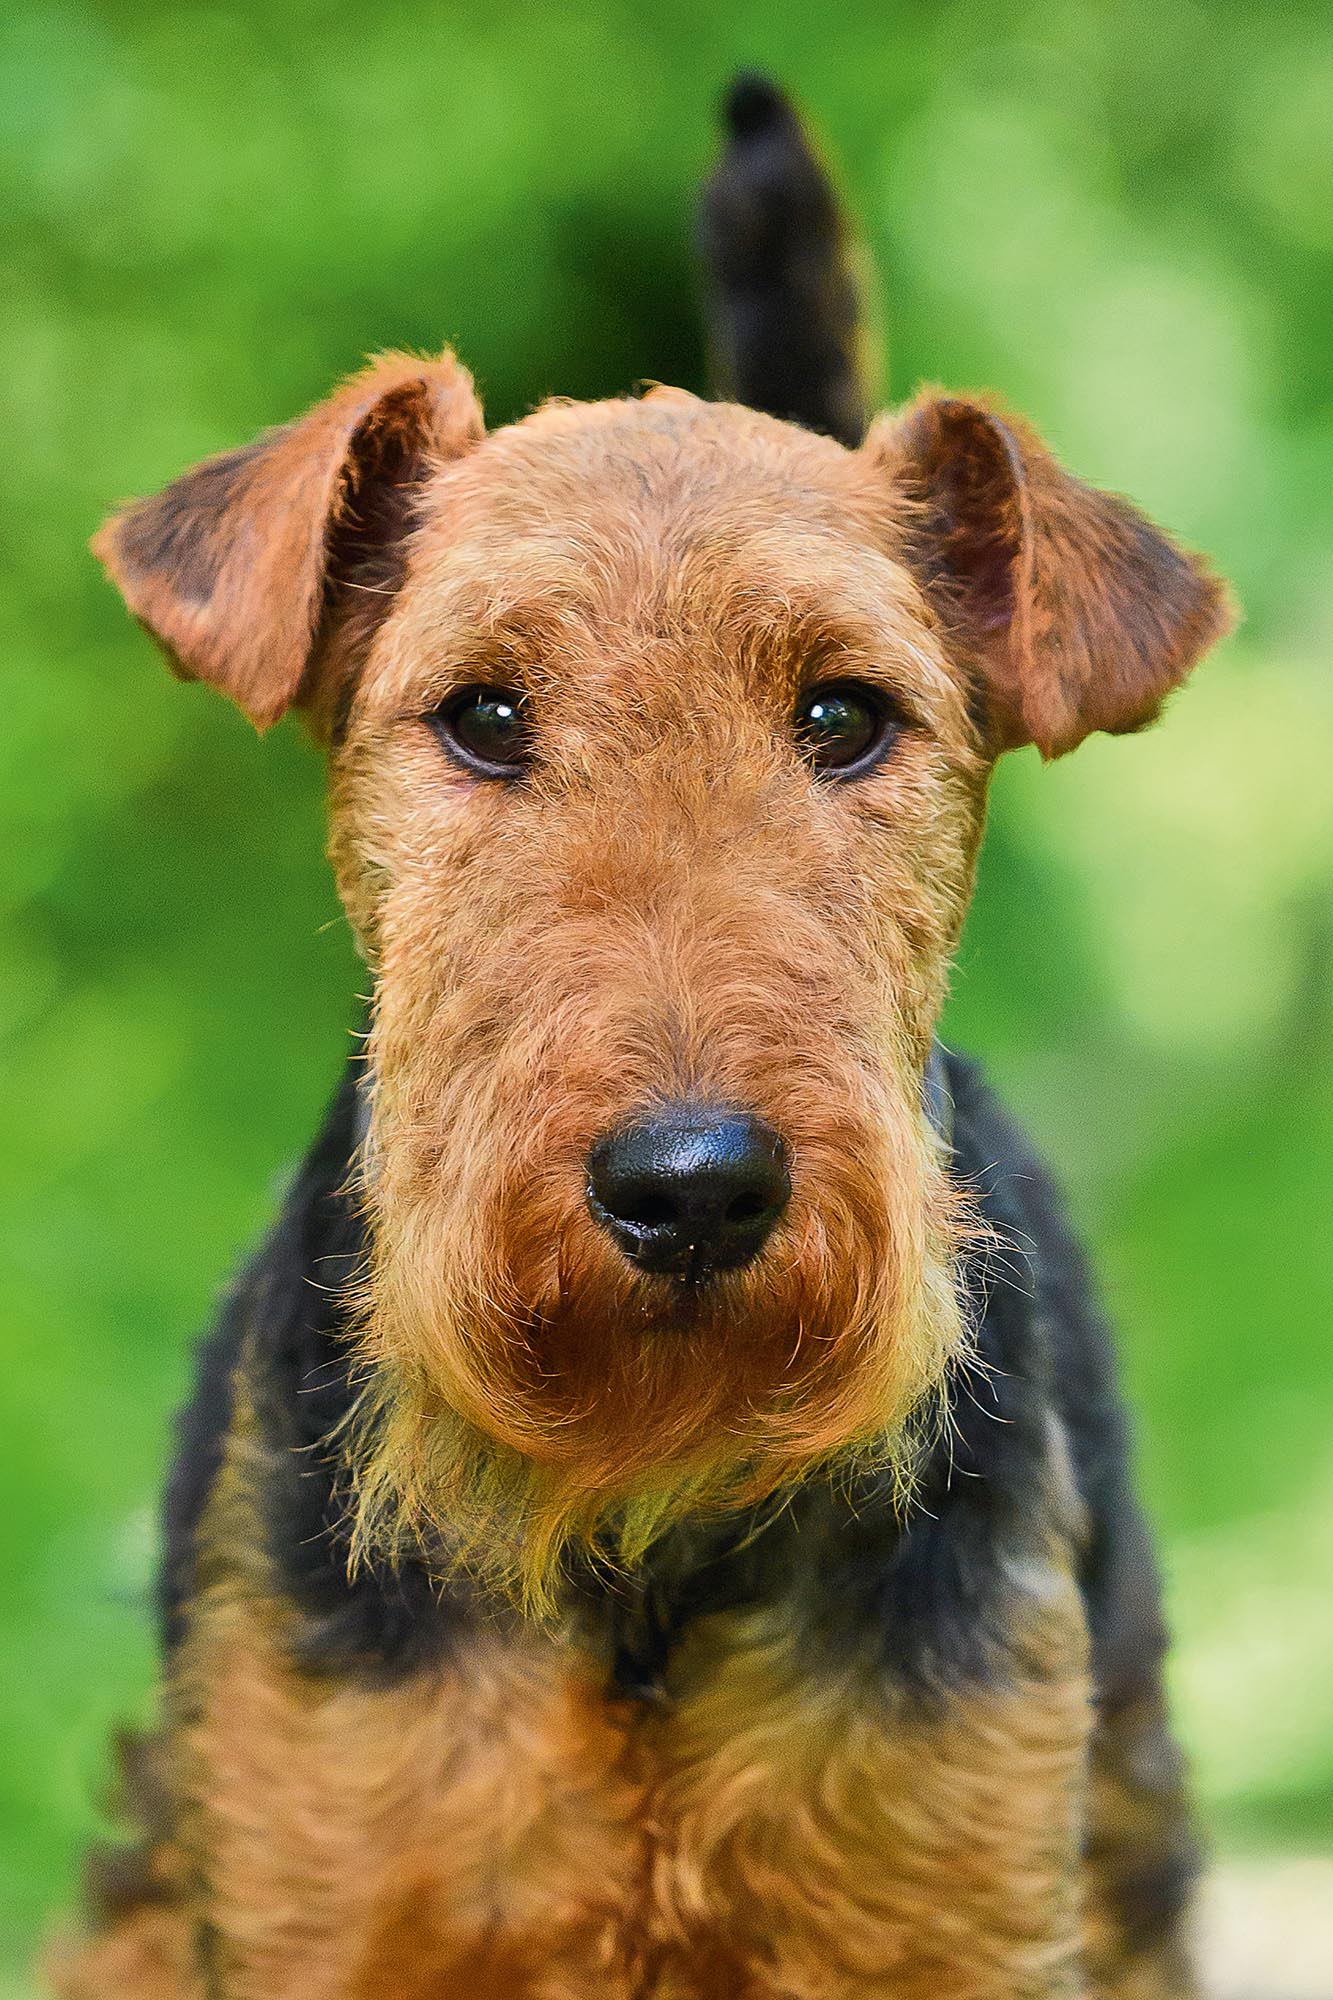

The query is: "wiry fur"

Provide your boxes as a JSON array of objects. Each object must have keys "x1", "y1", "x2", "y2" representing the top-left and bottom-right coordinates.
[
  {"x1": 51, "y1": 76, "x2": 1233, "y2": 2000},
  {"x1": 326, "y1": 393, "x2": 992, "y2": 1612}
]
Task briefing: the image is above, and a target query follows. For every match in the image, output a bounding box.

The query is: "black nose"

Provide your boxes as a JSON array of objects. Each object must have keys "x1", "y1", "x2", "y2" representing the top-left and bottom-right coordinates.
[{"x1": 586, "y1": 1105, "x2": 791, "y2": 1282}]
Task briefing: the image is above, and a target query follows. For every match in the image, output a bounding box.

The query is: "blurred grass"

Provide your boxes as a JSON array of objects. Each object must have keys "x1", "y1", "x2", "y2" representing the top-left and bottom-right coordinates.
[{"x1": 1, "y1": 0, "x2": 1330, "y2": 1978}]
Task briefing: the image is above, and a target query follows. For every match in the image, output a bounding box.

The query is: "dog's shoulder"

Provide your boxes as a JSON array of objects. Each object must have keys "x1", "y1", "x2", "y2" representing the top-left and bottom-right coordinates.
[{"x1": 941, "y1": 1050, "x2": 1168, "y2": 1705}]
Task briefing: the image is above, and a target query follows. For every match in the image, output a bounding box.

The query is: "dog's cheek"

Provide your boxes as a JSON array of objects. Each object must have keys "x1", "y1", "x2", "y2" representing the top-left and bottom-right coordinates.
[
  {"x1": 326, "y1": 721, "x2": 506, "y2": 970},
  {"x1": 325, "y1": 737, "x2": 406, "y2": 966},
  {"x1": 854, "y1": 760, "x2": 989, "y2": 1010}
]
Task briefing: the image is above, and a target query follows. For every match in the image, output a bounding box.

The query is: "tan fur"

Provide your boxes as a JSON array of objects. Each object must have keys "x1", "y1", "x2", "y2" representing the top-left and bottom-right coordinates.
[
  {"x1": 43, "y1": 1908, "x2": 205, "y2": 2000},
  {"x1": 55, "y1": 1495, "x2": 1094, "y2": 1999},
  {"x1": 638, "y1": 1557, "x2": 1094, "y2": 2000},
  {"x1": 174, "y1": 1611, "x2": 644, "y2": 1999},
  {"x1": 92, "y1": 352, "x2": 484, "y2": 729},
  {"x1": 327, "y1": 393, "x2": 995, "y2": 1610},
  {"x1": 63, "y1": 358, "x2": 1232, "y2": 1995},
  {"x1": 873, "y1": 394, "x2": 1232, "y2": 759}
]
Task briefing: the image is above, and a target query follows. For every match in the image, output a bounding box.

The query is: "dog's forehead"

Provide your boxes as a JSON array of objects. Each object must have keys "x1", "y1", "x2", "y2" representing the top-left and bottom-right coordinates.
[
  {"x1": 412, "y1": 394, "x2": 904, "y2": 579},
  {"x1": 380, "y1": 392, "x2": 936, "y2": 699},
  {"x1": 453, "y1": 391, "x2": 874, "y2": 510}
]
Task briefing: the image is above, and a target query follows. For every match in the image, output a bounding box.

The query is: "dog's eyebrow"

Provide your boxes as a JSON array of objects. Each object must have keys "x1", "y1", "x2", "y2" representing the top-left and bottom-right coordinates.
[
  {"x1": 718, "y1": 566, "x2": 963, "y2": 727},
  {"x1": 374, "y1": 591, "x2": 601, "y2": 716}
]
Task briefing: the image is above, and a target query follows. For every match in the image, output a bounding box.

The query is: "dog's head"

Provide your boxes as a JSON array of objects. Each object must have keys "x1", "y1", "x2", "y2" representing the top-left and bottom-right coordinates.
[{"x1": 96, "y1": 356, "x2": 1230, "y2": 1604}]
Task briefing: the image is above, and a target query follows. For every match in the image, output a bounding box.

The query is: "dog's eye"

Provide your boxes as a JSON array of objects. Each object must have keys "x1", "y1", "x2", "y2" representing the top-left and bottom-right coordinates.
[
  {"x1": 428, "y1": 685, "x2": 533, "y2": 778},
  {"x1": 793, "y1": 683, "x2": 898, "y2": 777}
]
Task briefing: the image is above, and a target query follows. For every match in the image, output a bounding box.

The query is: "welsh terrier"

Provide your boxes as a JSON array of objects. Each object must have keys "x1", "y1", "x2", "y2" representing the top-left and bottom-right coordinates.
[{"x1": 49, "y1": 77, "x2": 1232, "y2": 2000}]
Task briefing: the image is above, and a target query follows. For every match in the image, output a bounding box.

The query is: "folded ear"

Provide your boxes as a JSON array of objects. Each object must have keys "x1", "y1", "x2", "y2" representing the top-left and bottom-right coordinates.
[
  {"x1": 871, "y1": 393, "x2": 1234, "y2": 758},
  {"x1": 92, "y1": 350, "x2": 484, "y2": 731}
]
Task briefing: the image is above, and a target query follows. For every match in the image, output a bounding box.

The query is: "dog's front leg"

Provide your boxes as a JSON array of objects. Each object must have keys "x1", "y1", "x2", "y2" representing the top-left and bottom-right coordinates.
[{"x1": 649, "y1": 1566, "x2": 1094, "y2": 2000}]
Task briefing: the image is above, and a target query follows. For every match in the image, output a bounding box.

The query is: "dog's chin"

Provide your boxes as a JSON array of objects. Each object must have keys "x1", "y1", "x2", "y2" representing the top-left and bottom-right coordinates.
[
  {"x1": 348, "y1": 1376, "x2": 933, "y2": 1623},
  {"x1": 345, "y1": 1220, "x2": 971, "y2": 1618}
]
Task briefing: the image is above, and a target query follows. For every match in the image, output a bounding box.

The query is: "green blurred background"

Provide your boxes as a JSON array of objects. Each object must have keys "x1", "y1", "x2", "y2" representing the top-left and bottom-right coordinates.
[{"x1": 2, "y1": 0, "x2": 1331, "y2": 1979}]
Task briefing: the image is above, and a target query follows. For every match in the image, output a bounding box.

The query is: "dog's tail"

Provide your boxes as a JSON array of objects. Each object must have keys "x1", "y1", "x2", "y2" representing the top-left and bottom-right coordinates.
[{"x1": 698, "y1": 73, "x2": 880, "y2": 448}]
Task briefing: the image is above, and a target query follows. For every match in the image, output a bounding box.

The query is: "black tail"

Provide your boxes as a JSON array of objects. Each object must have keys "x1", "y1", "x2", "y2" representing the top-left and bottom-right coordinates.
[{"x1": 698, "y1": 73, "x2": 879, "y2": 448}]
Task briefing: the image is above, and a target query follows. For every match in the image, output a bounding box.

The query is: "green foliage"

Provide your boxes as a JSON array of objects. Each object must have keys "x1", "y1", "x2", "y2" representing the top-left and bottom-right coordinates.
[{"x1": 1, "y1": 0, "x2": 1330, "y2": 1973}]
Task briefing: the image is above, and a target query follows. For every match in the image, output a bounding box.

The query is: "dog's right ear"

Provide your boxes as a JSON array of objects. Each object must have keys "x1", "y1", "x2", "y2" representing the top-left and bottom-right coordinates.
[{"x1": 93, "y1": 351, "x2": 484, "y2": 732}]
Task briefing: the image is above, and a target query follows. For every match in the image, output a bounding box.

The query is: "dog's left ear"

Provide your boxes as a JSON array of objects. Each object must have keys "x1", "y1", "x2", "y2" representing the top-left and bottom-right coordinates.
[
  {"x1": 93, "y1": 350, "x2": 484, "y2": 732},
  {"x1": 871, "y1": 393, "x2": 1234, "y2": 758}
]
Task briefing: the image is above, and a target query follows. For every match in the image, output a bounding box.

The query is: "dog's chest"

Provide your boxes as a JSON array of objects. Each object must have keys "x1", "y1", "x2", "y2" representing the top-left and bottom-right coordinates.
[
  {"x1": 247, "y1": 1591, "x2": 1088, "y2": 2000},
  {"x1": 360, "y1": 1604, "x2": 872, "y2": 1992},
  {"x1": 184, "y1": 1591, "x2": 880, "y2": 1993}
]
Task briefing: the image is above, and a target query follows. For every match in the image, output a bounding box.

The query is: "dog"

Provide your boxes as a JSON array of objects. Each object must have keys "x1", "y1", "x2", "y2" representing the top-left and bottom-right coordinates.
[{"x1": 47, "y1": 77, "x2": 1232, "y2": 2000}]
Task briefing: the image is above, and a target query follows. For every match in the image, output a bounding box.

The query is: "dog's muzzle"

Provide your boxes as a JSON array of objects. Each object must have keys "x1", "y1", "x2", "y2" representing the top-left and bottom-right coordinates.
[{"x1": 586, "y1": 1104, "x2": 790, "y2": 1284}]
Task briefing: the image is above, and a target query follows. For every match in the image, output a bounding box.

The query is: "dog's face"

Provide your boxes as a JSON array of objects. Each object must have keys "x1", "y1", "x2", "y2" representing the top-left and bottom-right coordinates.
[
  {"x1": 96, "y1": 357, "x2": 1229, "y2": 1604},
  {"x1": 331, "y1": 394, "x2": 986, "y2": 1590}
]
